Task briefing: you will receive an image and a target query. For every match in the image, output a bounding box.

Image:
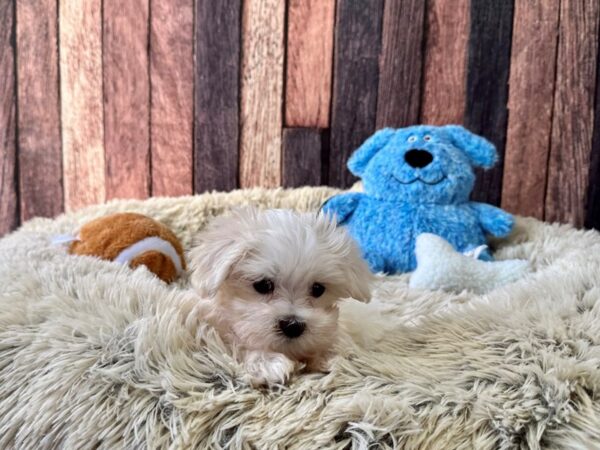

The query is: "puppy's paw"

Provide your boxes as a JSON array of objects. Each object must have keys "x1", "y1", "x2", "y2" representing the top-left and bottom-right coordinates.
[{"x1": 243, "y1": 351, "x2": 296, "y2": 387}]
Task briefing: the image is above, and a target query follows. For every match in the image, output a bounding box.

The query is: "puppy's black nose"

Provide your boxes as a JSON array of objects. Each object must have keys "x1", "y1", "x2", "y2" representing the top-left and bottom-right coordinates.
[
  {"x1": 278, "y1": 317, "x2": 305, "y2": 338},
  {"x1": 405, "y1": 149, "x2": 433, "y2": 168}
]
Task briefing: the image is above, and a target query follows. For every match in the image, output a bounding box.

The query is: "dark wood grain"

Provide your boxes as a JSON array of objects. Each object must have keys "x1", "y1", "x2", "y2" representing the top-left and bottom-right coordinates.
[
  {"x1": 466, "y1": 0, "x2": 515, "y2": 207},
  {"x1": 150, "y1": 0, "x2": 194, "y2": 196},
  {"x1": 587, "y1": 52, "x2": 600, "y2": 230},
  {"x1": 285, "y1": 0, "x2": 335, "y2": 128},
  {"x1": 282, "y1": 128, "x2": 323, "y2": 187},
  {"x1": 546, "y1": 0, "x2": 600, "y2": 226},
  {"x1": 586, "y1": 22, "x2": 600, "y2": 230},
  {"x1": 376, "y1": 0, "x2": 426, "y2": 128},
  {"x1": 59, "y1": 0, "x2": 105, "y2": 211},
  {"x1": 420, "y1": 0, "x2": 469, "y2": 124},
  {"x1": 16, "y1": 0, "x2": 63, "y2": 221},
  {"x1": 502, "y1": 0, "x2": 559, "y2": 220},
  {"x1": 194, "y1": 0, "x2": 241, "y2": 193},
  {"x1": 239, "y1": 0, "x2": 285, "y2": 188},
  {"x1": 103, "y1": 0, "x2": 150, "y2": 200},
  {"x1": 329, "y1": 0, "x2": 384, "y2": 188},
  {"x1": 0, "y1": 0, "x2": 18, "y2": 235}
]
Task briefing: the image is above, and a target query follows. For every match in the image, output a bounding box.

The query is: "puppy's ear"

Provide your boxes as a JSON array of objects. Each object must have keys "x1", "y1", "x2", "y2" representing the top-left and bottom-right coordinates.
[
  {"x1": 347, "y1": 128, "x2": 395, "y2": 176},
  {"x1": 189, "y1": 223, "x2": 248, "y2": 298},
  {"x1": 443, "y1": 125, "x2": 497, "y2": 169},
  {"x1": 341, "y1": 250, "x2": 374, "y2": 303}
]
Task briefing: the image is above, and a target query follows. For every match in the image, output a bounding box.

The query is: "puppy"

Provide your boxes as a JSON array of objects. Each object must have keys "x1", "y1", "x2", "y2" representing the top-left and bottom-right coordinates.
[{"x1": 188, "y1": 207, "x2": 373, "y2": 386}]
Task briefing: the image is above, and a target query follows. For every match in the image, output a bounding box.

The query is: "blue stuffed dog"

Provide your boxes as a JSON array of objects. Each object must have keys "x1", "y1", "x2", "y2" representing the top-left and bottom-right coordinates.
[{"x1": 322, "y1": 125, "x2": 514, "y2": 274}]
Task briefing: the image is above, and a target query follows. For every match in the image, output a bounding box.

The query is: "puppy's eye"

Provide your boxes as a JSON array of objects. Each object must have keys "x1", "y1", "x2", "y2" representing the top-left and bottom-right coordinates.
[
  {"x1": 310, "y1": 282, "x2": 326, "y2": 298},
  {"x1": 424, "y1": 135, "x2": 432, "y2": 141},
  {"x1": 253, "y1": 279, "x2": 274, "y2": 295},
  {"x1": 407, "y1": 136, "x2": 417, "y2": 143}
]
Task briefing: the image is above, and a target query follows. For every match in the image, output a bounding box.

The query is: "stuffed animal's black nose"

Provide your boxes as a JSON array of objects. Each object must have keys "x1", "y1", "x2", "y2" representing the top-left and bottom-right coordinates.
[
  {"x1": 278, "y1": 317, "x2": 305, "y2": 338},
  {"x1": 405, "y1": 149, "x2": 433, "y2": 168}
]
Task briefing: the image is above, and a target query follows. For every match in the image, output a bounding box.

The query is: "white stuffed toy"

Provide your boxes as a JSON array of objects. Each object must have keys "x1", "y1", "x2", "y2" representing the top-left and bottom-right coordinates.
[{"x1": 409, "y1": 233, "x2": 529, "y2": 294}]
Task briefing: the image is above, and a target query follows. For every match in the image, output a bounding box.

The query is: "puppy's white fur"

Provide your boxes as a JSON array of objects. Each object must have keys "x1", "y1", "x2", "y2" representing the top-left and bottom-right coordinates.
[{"x1": 188, "y1": 208, "x2": 373, "y2": 386}]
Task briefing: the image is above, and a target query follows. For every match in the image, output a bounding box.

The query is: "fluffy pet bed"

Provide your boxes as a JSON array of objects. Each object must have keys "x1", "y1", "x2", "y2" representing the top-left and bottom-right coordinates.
[{"x1": 1, "y1": 187, "x2": 600, "y2": 449}]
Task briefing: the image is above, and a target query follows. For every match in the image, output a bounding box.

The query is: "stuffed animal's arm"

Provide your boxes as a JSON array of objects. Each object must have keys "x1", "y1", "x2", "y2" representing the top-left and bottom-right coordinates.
[
  {"x1": 321, "y1": 193, "x2": 364, "y2": 224},
  {"x1": 469, "y1": 202, "x2": 514, "y2": 237}
]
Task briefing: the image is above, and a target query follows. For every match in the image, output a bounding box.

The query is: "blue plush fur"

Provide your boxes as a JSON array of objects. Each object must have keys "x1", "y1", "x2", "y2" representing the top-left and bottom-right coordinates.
[{"x1": 322, "y1": 125, "x2": 514, "y2": 274}]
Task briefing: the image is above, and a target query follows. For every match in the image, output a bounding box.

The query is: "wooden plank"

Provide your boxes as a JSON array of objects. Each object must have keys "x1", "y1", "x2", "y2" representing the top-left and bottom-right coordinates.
[
  {"x1": 329, "y1": 0, "x2": 384, "y2": 188},
  {"x1": 285, "y1": 0, "x2": 335, "y2": 128},
  {"x1": 150, "y1": 0, "x2": 194, "y2": 196},
  {"x1": 586, "y1": 32, "x2": 600, "y2": 230},
  {"x1": 103, "y1": 0, "x2": 150, "y2": 200},
  {"x1": 545, "y1": 0, "x2": 600, "y2": 226},
  {"x1": 59, "y1": 0, "x2": 105, "y2": 211},
  {"x1": 239, "y1": 0, "x2": 285, "y2": 188},
  {"x1": 194, "y1": 0, "x2": 241, "y2": 193},
  {"x1": 587, "y1": 106, "x2": 600, "y2": 229},
  {"x1": 0, "y1": 0, "x2": 18, "y2": 235},
  {"x1": 16, "y1": 0, "x2": 63, "y2": 221},
  {"x1": 501, "y1": 0, "x2": 559, "y2": 220},
  {"x1": 376, "y1": 0, "x2": 426, "y2": 128},
  {"x1": 420, "y1": 0, "x2": 469, "y2": 125},
  {"x1": 466, "y1": 0, "x2": 515, "y2": 206},
  {"x1": 282, "y1": 128, "x2": 323, "y2": 187}
]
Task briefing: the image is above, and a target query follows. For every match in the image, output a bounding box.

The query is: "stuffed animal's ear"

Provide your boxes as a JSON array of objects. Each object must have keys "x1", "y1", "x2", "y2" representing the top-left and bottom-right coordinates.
[
  {"x1": 347, "y1": 128, "x2": 396, "y2": 176},
  {"x1": 443, "y1": 125, "x2": 497, "y2": 169}
]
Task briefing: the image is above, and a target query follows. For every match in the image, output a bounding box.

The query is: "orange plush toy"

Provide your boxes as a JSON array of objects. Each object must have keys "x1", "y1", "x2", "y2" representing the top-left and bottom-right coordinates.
[{"x1": 65, "y1": 213, "x2": 186, "y2": 283}]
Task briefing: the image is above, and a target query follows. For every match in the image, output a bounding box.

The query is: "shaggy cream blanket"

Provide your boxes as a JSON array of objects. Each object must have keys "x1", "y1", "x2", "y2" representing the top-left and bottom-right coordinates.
[{"x1": 1, "y1": 187, "x2": 600, "y2": 449}]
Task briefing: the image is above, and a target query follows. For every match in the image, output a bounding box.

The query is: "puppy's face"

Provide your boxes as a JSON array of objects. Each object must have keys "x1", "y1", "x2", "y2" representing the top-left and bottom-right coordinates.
[{"x1": 189, "y1": 208, "x2": 373, "y2": 360}]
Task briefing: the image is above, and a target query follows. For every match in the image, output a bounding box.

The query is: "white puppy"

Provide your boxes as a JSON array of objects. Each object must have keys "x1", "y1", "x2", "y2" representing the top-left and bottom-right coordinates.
[{"x1": 188, "y1": 207, "x2": 373, "y2": 386}]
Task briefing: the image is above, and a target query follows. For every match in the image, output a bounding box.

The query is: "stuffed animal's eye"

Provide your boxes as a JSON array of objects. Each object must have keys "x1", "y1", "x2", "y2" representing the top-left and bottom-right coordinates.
[
  {"x1": 310, "y1": 282, "x2": 326, "y2": 298},
  {"x1": 253, "y1": 279, "x2": 274, "y2": 294},
  {"x1": 407, "y1": 136, "x2": 417, "y2": 143},
  {"x1": 424, "y1": 135, "x2": 432, "y2": 141}
]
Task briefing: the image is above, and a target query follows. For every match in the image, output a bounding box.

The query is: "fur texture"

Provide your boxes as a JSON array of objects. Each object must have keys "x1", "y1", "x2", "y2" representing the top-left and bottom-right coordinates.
[
  {"x1": 187, "y1": 208, "x2": 373, "y2": 386},
  {"x1": 322, "y1": 125, "x2": 515, "y2": 273},
  {"x1": 1, "y1": 187, "x2": 600, "y2": 449}
]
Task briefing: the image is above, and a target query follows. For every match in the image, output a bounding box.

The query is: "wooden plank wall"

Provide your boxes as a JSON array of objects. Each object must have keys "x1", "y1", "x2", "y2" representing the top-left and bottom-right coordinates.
[
  {"x1": 103, "y1": 0, "x2": 150, "y2": 201},
  {"x1": 2, "y1": 0, "x2": 600, "y2": 236},
  {"x1": 466, "y1": 0, "x2": 514, "y2": 207},
  {"x1": 0, "y1": 0, "x2": 18, "y2": 236},
  {"x1": 59, "y1": 0, "x2": 106, "y2": 212},
  {"x1": 420, "y1": 0, "x2": 469, "y2": 125},
  {"x1": 545, "y1": 1, "x2": 599, "y2": 226},
  {"x1": 502, "y1": 1, "x2": 560, "y2": 220},
  {"x1": 239, "y1": 0, "x2": 285, "y2": 188},
  {"x1": 151, "y1": 0, "x2": 194, "y2": 197},
  {"x1": 329, "y1": 0, "x2": 384, "y2": 188},
  {"x1": 16, "y1": 0, "x2": 63, "y2": 221},
  {"x1": 195, "y1": 0, "x2": 240, "y2": 193}
]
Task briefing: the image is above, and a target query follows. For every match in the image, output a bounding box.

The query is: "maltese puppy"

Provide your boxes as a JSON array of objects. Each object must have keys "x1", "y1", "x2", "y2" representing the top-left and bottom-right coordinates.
[{"x1": 188, "y1": 207, "x2": 373, "y2": 386}]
